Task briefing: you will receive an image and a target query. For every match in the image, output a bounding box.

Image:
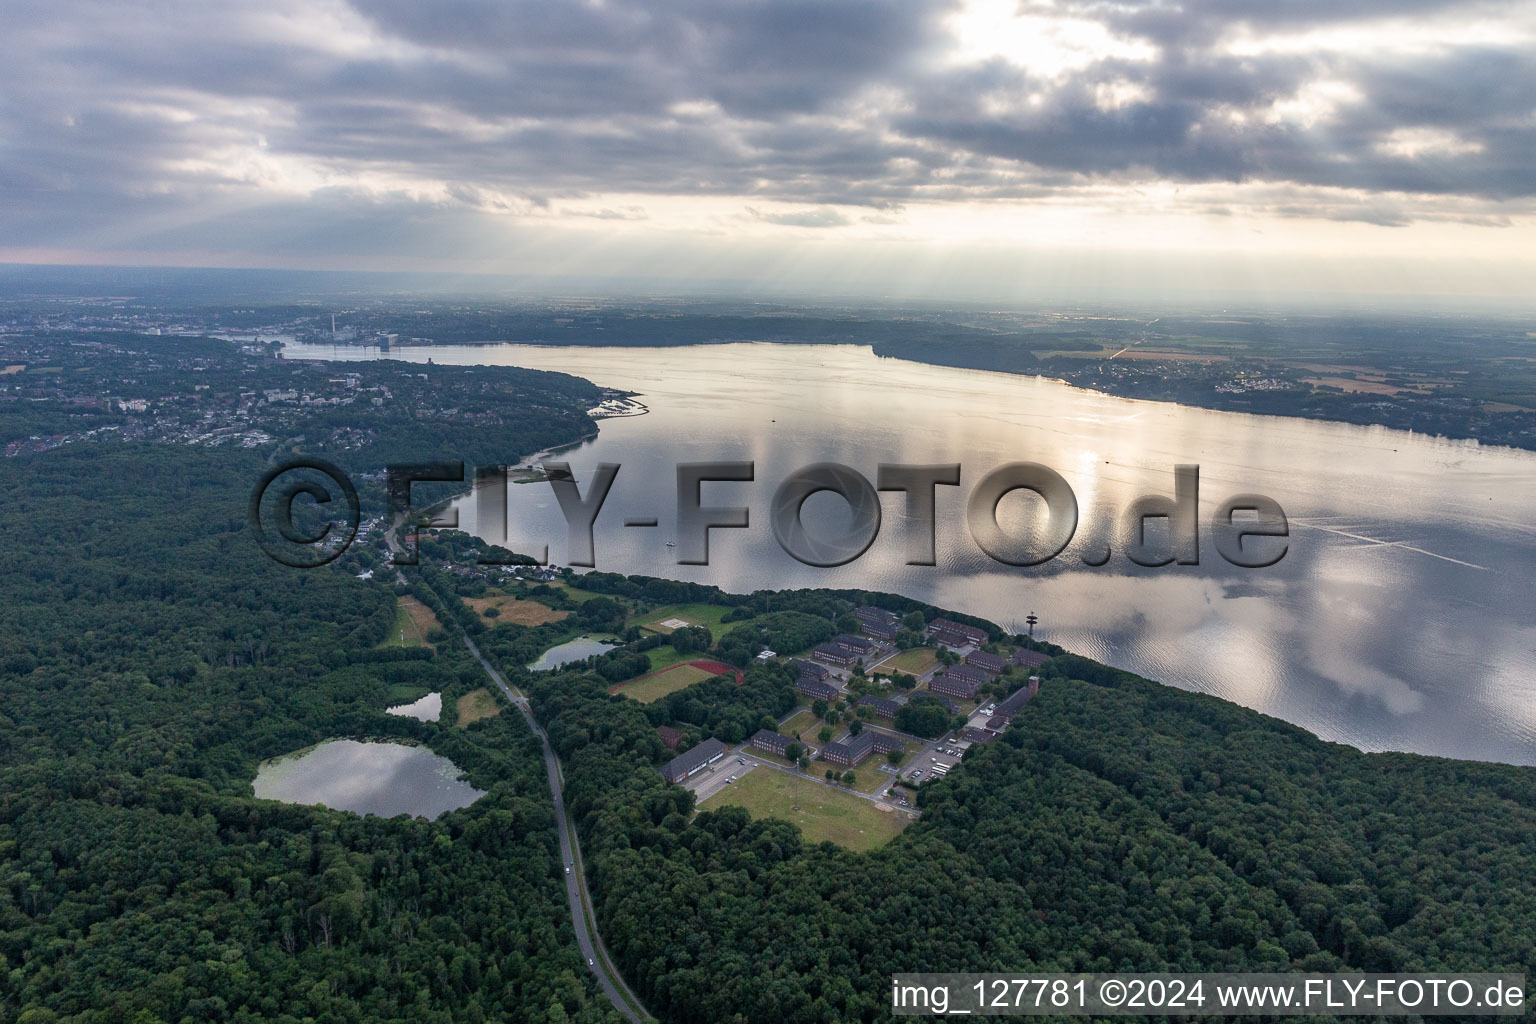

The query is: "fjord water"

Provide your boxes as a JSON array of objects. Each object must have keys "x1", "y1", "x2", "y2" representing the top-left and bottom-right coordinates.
[{"x1": 288, "y1": 341, "x2": 1536, "y2": 765}]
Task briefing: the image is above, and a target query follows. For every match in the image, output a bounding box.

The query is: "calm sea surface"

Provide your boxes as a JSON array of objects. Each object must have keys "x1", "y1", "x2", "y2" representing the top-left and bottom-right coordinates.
[{"x1": 287, "y1": 341, "x2": 1536, "y2": 766}]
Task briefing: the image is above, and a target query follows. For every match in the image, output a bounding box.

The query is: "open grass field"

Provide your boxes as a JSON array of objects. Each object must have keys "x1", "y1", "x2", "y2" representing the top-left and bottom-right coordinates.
[
  {"x1": 615, "y1": 663, "x2": 718, "y2": 703},
  {"x1": 538, "y1": 580, "x2": 622, "y2": 605},
  {"x1": 456, "y1": 688, "x2": 501, "y2": 728},
  {"x1": 462, "y1": 592, "x2": 569, "y2": 626},
  {"x1": 779, "y1": 710, "x2": 822, "y2": 741},
  {"x1": 379, "y1": 595, "x2": 440, "y2": 648},
  {"x1": 644, "y1": 644, "x2": 695, "y2": 673},
  {"x1": 633, "y1": 603, "x2": 744, "y2": 634},
  {"x1": 386, "y1": 683, "x2": 431, "y2": 703},
  {"x1": 846, "y1": 763, "x2": 901, "y2": 794},
  {"x1": 698, "y1": 769, "x2": 912, "y2": 852},
  {"x1": 878, "y1": 647, "x2": 938, "y2": 676}
]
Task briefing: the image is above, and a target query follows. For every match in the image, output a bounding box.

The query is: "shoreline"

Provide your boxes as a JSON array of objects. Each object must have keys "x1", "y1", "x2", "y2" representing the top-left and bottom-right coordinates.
[{"x1": 291, "y1": 337, "x2": 1535, "y2": 456}]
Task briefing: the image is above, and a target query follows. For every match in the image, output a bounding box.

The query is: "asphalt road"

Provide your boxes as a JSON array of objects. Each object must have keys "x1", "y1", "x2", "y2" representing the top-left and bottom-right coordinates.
[
  {"x1": 386, "y1": 516, "x2": 650, "y2": 1024},
  {"x1": 459, "y1": 632, "x2": 652, "y2": 1024}
]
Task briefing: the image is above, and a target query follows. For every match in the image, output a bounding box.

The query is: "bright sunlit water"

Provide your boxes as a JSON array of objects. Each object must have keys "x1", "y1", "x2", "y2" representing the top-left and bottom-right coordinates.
[
  {"x1": 385, "y1": 692, "x2": 442, "y2": 722},
  {"x1": 287, "y1": 341, "x2": 1536, "y2": 765}
]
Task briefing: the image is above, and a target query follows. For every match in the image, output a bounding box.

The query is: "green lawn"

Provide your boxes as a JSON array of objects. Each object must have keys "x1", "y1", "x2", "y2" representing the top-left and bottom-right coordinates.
[
  {"x1": 845, "y1": 765, "x2": 899, "y2": 794},
  {"x1": 698, "y1": 769, "x2": 912, "y2": 852},
  {"x1": 780, "y1": 710, "x2": 822, "y2": 741},
  {"x1": 632, "y1": 603, "x2": 746, "y2": 634},
  {"x1": 617, "y1": 664, "x2": 719, "y2": 703},
  {"x1": 386, "y1": 683, "x2": 431, "y2": 703},
  {"x1": 644, "y1": 644, "x2": 696, "y2": 673},
  {"x1": 845, "y1": 735, "x2": 919, "y2": 793},
  {"x1": 878, "y1": 647, "x2": 938, "y2": 676}
]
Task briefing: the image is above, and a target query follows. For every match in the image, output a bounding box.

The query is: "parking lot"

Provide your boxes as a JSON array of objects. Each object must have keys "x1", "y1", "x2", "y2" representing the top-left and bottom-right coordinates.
[
  {"x1": 683, "y1": 752, "x2": 761, "y2": 803},
  {"x1": 902, "y1": 736, "x2": 971, "y2": 785}
]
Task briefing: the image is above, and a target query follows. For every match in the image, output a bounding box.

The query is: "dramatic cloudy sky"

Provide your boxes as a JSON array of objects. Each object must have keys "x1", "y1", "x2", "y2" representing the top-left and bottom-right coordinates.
[{"x1": 2, "y1": 0, "x2": 1534, "y2": 299}]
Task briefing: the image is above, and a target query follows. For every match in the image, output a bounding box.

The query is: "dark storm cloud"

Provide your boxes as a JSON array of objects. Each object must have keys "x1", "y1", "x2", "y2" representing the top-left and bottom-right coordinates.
[{"x1": 0, "y1": 0, "x2": 1531, "y2": 250}]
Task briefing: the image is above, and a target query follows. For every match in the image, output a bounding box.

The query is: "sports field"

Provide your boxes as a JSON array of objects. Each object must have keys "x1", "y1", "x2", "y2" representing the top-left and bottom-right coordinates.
[
  {"x1": 616, "y1": 663, "x2": 718, "y2": 703},
  {"x1": 698, "y1": 769, "x2": 912, "y2": 851}
]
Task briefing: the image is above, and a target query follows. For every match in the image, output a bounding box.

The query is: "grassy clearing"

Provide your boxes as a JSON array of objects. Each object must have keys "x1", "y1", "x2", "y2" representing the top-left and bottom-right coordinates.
[
  {"x1": 644, "y1": 644, "x2": 696, "y2": 673},
  {"x1": 780, "y1": 710, "x2": 822, "y2": 741},
  {"x1": 845, "y1": 764, "x2": 900, "y2": 794},
  {"x1": 617, "y1": 664, "x2": 719, "y2": 703},
  {"x1": 463, "y1": 593, "x2": 569, "y2": 626},
  {"x1": 878, "y1": 647, "x2": 938, "y2": 676},
  {"x1": 537, "y1": 580, "x2": 609, "y2": 604},
  {"x1": 633, "y1": 603, "x2": 743, "y2": 634},
  {"x1": 386, "y1": 683, "x2": 431, "y2": 703},
  {"x1": 699, "y1": 769, "x2": 911, "y2": 852},
  {"x1": 456, "y1": 688, "x2": 501, "y2": 728},
  {"x1": 379, "y1": 595, "x2": 440, "y2": 648}
]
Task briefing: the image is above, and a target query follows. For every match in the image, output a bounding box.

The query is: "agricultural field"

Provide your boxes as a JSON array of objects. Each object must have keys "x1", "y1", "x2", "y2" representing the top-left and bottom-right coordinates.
[
  {"x1": 616, "y1": 663, "x2": 719, "y2": 703},
  {"x1": 697, "y1": 769, "x2": 912, "y2": 852},
  {"x1": 379, "y1": 595, "x2": 440, "y2": 648},
  {"x1": 456, "y1": 688, "x2": 501, "y2": 727},
  {"x1": 462, "y1": 591, "x2": 569, "y2": 626}
]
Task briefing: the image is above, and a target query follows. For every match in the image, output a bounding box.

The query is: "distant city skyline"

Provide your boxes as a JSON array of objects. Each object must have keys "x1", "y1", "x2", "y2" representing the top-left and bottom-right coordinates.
[{"x1": 2, "y1": 0, "x2": 1533, "y2": 302}]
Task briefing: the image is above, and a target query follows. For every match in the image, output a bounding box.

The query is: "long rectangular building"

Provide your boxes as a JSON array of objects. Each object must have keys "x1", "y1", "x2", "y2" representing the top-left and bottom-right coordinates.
[
  {"x1": 660, "y1": 737, "x2": 726, "y2": 783},
  {"x1": 928, "y1": 617, "x2": 988, "y2": 649},
  {"x1": 857, "y1": 694, "x2": 901, "y2": 719},
  {"x1": 993, "y1": 676, "x2": 1040, "y2": 719},
  {"x1": 854, "y1": 605, "x2": 901, "y2": 640},
  {"x1": 795, "y1": 674, "x2": 840, "y2": 702},
  {"x1": 813, "y1": 641, "x2": 857, "y2": 666},
  {"x1": 833, "y1": 633, "x2": 880, "y2": 657},
  {"x1": 750, "y1": 729, "x2": 793, "y2": 757},
  {"x1": 965, "y1": 650, "x2": 1006, "y2": 674},
  {"x1": 822, "y1": 729, "x2": 904, "y2": 768},
  {"x1": 929, "y1": 673, "x2": 980, "y2": 700},
  {"x1": 1010, "y1": 648, "x2": 1049, "y2": 670},
  {"x1": 789, "y1": 658, "x2": 830, "y2": 681}
]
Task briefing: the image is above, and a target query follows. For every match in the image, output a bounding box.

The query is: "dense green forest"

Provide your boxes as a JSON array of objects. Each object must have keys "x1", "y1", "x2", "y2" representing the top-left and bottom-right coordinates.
[
  {"x1": 494, "y1": 607, "x2": 1536, "y2": 1024},
  {"x1": 0, "y1": 445, "x2": 620, "y2": 1020},
  {"x1": 4, "y1": 332, "x2": 1536, "y2": 1023}
]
